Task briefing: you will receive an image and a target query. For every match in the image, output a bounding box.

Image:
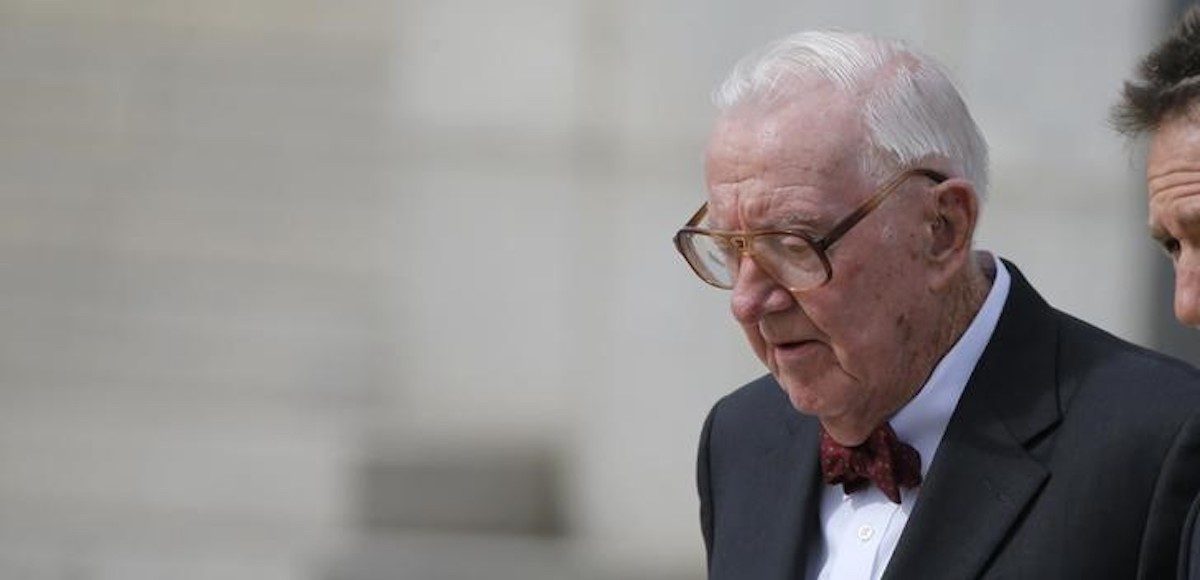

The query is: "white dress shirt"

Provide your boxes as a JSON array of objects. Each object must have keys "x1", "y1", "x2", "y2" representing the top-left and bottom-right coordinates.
[{"x1": 808, "y1": 253, "x2": 1011, "y2": 580}]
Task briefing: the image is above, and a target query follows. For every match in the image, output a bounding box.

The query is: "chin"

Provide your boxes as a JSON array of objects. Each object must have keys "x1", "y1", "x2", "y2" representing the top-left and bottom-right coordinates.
[{"x1": 777, "y1": 376, "x2": 827, "y2": 416}]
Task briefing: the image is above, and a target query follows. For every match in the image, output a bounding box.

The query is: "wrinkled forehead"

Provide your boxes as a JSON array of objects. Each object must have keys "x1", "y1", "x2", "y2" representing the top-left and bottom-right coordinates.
[
  {"x1": 1147, "y1": 118, "x2": 1200, "y2": 229},
  {"x1": 703, "y1": 92, "x2": 870, "y2": 228},
  {"x1": 1148, "y1": 115, "x2": 1200, "y2": 179}
]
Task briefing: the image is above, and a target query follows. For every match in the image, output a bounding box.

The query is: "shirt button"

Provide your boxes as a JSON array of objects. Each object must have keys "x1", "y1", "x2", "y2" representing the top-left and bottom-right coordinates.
[{"x1": 857, "y1": 525, "x2": 874, "y2": 542}]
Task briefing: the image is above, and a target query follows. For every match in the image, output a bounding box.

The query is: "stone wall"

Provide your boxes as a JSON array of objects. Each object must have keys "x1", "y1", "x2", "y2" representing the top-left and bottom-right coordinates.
[{"x1": 0, "y1": 1, "x2": 1169, "y2": 578}]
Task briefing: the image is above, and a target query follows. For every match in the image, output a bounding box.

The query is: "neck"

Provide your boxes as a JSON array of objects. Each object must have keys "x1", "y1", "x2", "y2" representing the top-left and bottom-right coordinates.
[
  {"x1": 928, "y1": 257, "x2": 992, "y2": 369},
  {"x1": 822, "y1": 254, "x2": 992, "y2": 445}
]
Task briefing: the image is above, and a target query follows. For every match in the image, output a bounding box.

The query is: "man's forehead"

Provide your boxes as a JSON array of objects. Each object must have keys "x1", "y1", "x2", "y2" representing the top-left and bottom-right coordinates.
[
  {"x1": 707, "y1": 188, "x2": 831, "y2": 229},
  {"x1": 704, "y1": 95, "x2": 869, "y2": 228},
  {"x1": 1149, "y1": 118, "x2": 1200, "y2": 176},
  {"x1": 1148, "y1": 174, "x2": 1200, "y2": 223},
  {"x1": 1148, "y1": 118, "x2": 1200, "y2": 212},
  {"x1": 707, "y1": 95, "x2": 865, "y2": 178}
]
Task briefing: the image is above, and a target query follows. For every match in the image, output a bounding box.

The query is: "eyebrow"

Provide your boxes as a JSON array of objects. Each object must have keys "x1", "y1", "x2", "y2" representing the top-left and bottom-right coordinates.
[
  {"x1": 1148, "y1": 223, "x2": 1171, "y2": 243},
  {"x1": 1148, "y1": 201, "x2": 1200, "y2": 242},
  {"x1": 777, "y1": 212, "x2": 825, "y2": 232},
  {"x1": 1178, "y1": 203, "x2": 1200, "y2": 228},
  {"x1": 703, "y1": 208, "x2": 826, "y2": 232}
]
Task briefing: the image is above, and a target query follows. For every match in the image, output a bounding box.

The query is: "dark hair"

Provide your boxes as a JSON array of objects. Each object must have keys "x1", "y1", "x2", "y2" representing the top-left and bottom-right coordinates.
[{"x1": 1113, "y1": 5, "x2": 1200, "y2": 136}]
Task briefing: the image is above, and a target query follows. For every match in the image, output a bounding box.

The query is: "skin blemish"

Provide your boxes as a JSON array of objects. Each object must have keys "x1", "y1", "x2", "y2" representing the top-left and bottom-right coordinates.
[{"x1": 896, "y1": 313, "x2": 914, "y2": 343}]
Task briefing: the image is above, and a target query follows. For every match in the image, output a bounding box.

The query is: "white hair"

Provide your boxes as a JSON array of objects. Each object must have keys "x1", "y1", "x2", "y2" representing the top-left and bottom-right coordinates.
[{"x1": 714, "y1": 30, "x2": 989, "y2": 199}]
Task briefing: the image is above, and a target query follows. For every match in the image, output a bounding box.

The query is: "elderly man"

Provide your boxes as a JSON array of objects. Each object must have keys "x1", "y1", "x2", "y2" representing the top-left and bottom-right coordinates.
[
  {"x1": 678, "y1": 31, "x2": 1200, "y2": 579},
  {"x1": 1114, "y1": 7, "x2": 1200, "y2": 579}
]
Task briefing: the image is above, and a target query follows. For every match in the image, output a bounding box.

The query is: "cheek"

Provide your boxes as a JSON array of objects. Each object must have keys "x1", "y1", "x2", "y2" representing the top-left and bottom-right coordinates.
[
  {"x1": 740, "y1": 322, "x2": 770, "y2": 364},
  {"x1": 810, "y1": 270, "x2": 920, "y2": 367},
  {"x1": 816, "y1": 263, "x2": 902, "y2": 327}
]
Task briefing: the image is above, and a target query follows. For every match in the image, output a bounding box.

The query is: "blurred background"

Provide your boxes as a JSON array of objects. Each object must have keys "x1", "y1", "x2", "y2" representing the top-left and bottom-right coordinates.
[{"x1": 2, "y1": 0, "x2": 1198, "y2": 578}]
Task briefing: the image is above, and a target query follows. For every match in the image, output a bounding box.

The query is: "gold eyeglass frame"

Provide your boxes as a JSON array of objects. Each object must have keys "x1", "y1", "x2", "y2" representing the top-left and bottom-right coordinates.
[{"x1": 673, "y1": 167, "x2": 948, "y2": 291}]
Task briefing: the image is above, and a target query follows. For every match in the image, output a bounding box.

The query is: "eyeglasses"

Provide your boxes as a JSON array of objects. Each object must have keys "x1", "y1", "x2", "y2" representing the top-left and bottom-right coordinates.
[{"x1": 673, "y1": 168, "x2": 947, "y2": 292}]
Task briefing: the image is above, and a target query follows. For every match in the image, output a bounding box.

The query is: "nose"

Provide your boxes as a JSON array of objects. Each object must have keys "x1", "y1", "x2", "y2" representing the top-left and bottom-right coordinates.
[
  {"x1": 1174, "y1": 255, "x2": 1200, "y2": 327},
  {"x1": 730, "y1": 254, "x2": 796, "y2": 324}
]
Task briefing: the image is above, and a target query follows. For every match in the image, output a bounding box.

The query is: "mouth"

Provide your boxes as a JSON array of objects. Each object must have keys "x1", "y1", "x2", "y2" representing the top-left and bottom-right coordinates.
[{"x1": 772, "y1": 339, "x2": 819, "y2": 355}]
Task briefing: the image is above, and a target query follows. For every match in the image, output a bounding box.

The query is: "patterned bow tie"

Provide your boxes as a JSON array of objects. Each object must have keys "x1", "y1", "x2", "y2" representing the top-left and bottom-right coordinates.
[{"x1": 819, "y1": 423, "x2": 922, "y2": 504}]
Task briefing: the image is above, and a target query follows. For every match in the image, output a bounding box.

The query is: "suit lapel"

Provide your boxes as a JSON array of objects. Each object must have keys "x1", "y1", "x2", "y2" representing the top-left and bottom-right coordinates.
[{"x1": 883, "y1": 262, "x2": 1060, "y2": 580}]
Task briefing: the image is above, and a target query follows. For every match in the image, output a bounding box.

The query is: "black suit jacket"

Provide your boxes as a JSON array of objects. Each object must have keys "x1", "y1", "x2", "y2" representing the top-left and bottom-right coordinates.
[{"x1": 698, "y1": 263, "x2": 1200, "y2": 579}]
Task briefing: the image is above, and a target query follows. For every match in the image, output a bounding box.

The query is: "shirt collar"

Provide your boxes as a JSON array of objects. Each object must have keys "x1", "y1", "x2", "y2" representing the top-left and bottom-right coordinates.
[{"x1": 889, "y1": 252, "x2": 1011, "y2": 477}]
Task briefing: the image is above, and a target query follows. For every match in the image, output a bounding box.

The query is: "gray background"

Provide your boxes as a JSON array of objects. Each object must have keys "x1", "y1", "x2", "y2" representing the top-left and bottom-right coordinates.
[{"x1": 0, "y1": 0, "x2": 1192, "y2": 578}]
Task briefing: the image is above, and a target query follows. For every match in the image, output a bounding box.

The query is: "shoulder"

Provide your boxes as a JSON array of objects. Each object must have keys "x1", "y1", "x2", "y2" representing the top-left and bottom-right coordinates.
[
  {"x1": 1053, "y1": 309, "x2": 1200, "y2": 417},
  {"x1": 707, "y1": 374, "x2": 787, "y2": 425},
  {"x1": 995, "y1": 260, "x2": 1200, "y2": 429},
  {"x1": 701, "y1": 374, "x2": 813, "y2": 454},
  {"x1": 1041, "y1": 308, "x2": 1200, "y2": 516}
]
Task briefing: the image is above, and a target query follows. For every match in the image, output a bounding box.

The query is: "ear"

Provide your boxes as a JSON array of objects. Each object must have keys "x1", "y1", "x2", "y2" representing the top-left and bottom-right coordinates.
[{"x1": 925, "y1": 178, "x2": 979, "y2": 290}]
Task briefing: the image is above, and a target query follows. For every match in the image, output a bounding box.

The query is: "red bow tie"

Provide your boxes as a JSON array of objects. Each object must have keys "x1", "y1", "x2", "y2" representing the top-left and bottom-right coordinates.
[{"x1": 819, "y1": 423, "x2": 922, "y2": 504}]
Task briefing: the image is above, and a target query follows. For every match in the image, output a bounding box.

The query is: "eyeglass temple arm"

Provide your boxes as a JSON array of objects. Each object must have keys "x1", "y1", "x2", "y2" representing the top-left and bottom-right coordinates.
[
  {"x1": 682, "y1": 169, "x2": 947, "y2": 239},
  {"x1": 684, "y1": 203, "x2": 709, "y2": 227},
  {"x1": 814, "y1": 168, "x2": 948, "y2": 249}
]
